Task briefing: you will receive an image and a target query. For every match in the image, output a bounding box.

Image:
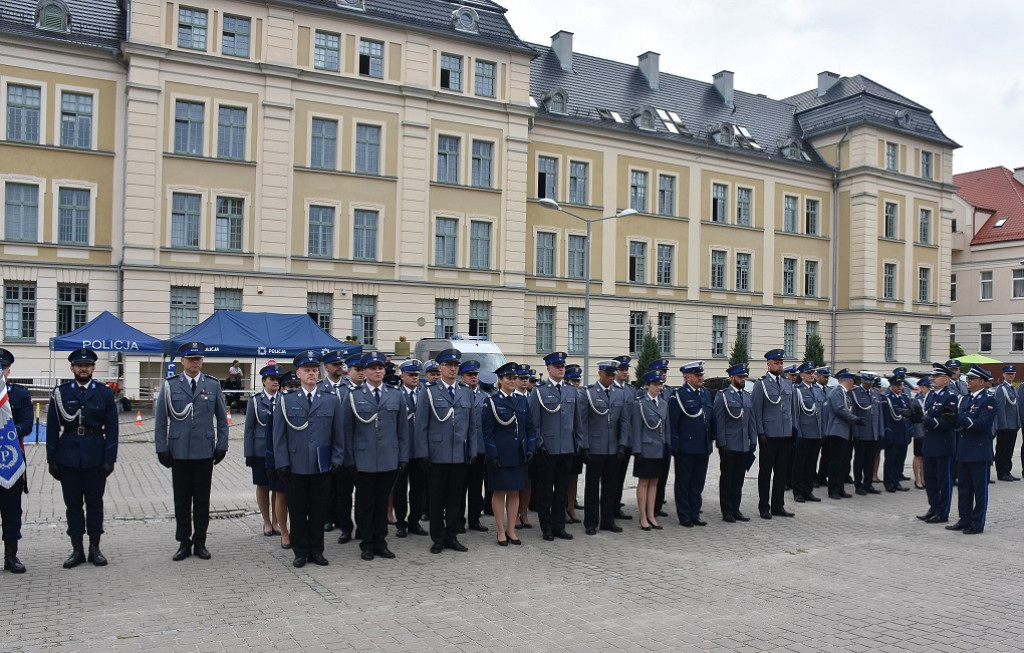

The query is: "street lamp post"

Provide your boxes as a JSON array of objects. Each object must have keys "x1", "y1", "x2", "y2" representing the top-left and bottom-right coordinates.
[{"x1": 538, "y1": 198, "x2": 639, "y2": 384}]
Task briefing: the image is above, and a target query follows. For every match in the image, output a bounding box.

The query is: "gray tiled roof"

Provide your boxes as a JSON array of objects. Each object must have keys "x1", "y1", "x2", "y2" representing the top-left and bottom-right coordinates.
[
  {"x1": 0, "y1": 0, "x2": 124, "y2": 51},
  {"x1": 783, "y1": 75, "x2": 928, "y2": 112}
]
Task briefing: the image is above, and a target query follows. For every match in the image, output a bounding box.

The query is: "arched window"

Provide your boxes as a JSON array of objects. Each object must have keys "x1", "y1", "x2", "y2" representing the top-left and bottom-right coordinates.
[
  {"x1": 549, "y1": 92, "x2": 566, "y2": 114},
  {"x1": 36, "y1": 0, "x2": 71, "y2": 31}
]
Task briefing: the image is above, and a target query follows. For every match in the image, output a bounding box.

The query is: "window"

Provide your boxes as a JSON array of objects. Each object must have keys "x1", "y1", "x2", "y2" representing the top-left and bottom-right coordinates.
[
  {"x1": 468, "y1": 301, "x2": 490, "y2": 338},
  {"x1": 4, "y1": 183, "x2": 38, "y2": 242},
  {"x1": 174, "y1": 100, "x2": 204, "y2": 155},
  {"x1": 308, "y1": 205, "x2": 334, "y2": 258},
  {"x1": 355, "y1": 124, "x2": 381, "y2": 175},
  {"x1": 548, "y1": 93, "x2": 566, "y2": 114},
  {"x1": 171, "y1": 193, "x2": 201, "y2": 249},
  {"x1": 919, "y1": 325, "x2": 930, "y2": 362},
  {"x1": 435, "y1": 217, "x2": 457, "y2": 266},
  {"x1": 437, "y1": 136, "x2": 460, "y2": 184},
  {"x1": 568, "y1": 308, "x2": 585, "y2": 354},
  {"x1": 358, "y1": 39, "x2": 384, "y2": 78},
  {"x1": 921, "y1": 151, "x2": 933, "y2": 180},
  {"x1": 60, "y1": 92, "x2": 92, "y2": 149},
  {"x1": 177, "y1": 7, "x2": 207, "y2": 50},
  {"x1": 537, "y1": 156, "x2": 557, "y2": 199},
  {"x1": 1015, "y1": 270, "x2": 1024, "y2": 299},
  {"x1": 918, "y1": 208, "x2": 931, "y2": 244},
  {"x1": 57, "y1": 284, "x2": 88, "y2": 335},
  {"x1": 474, "y1": 60, "x2": 496, "y2": 97},
  {"x1": 221, "y1": 15, "x2": 250, "y2": 58},
  {"x1": 884, "y1": 323, "x2": 897, "y2": 360},
  {"x1": 883, "y1": 202, "x2": 898, "y2": 239},
  {"x1": 737, "y1": 317, "x2": 751, "y2": 348},
  {"x1": 352, "y1": 209, "x2": 377, "y2": 260},
  {"x1": 440, "y1": 54, "x2": 462, "y2": 91},
  {"x1": 629, "y1": 311, "x2": 647, "y2": 355},
  {"x1": 352, "y1": 295, "x2": 376, "y2": 346},
  {"x1": 4, "y1": 283, "x2": 36, "y2": 341},
  {"x1": 950, "y1": 324, "x2": 955, "y2": 345},
  {"x1": 536, "y1": 306, "x2": 554, "y2": 352},
  {"x1": 307, "y1": 292, "x2": 333, "y2": 332},
  {"x1": 804, "y1": 260, "x2": 818, "y2": 297},
  {"x1": 469, "y1": 220, "x2": 491, "y2": 269},
  {"x1": 39, "y1": 2, "x2": 69, "y2": 30},
  {"x1": 215, "y1": 197, "x2": 243, "y2": 252},
  {"x1": 951, "y1": 273, "x2": 957, "y2": 302},
  {"x1": 980, "y1": 271, "x2": 993, "y2": 300},
  {"x1": 569, "y1": 161, "x2": 588, "y2": 205},
  {"x1": 213, "y1": 288, "x2": 242, "y2": 312},
  {"x1": 657, "y1": 313, "x2": 673, "y2": 355},
  {"x1": 883, "y1": 263, "x2": 897, "y2": 299},
  {"x1": 7, "y1": 85, "x2": 41, "y2": 143},
  {"x1": 1013, "y1": 323, "x2": 1024, "y2": 352},
  {"x1": 735, "y1": 252, "x2": 751, "y2": 292},
  {"x1": 711, "y1": 315, "x2": 725, "y2": 358},
  {"x1": 310, "y1": 118, "x2": 337, "y2": 170},
  {"x1": 169, "y1": 286, "x2": 199, "y2": 337},
  {"x1": 535, "y1": 231, "x2": 556, "y2": 276},
  {"x1": 657, "y1": 175, "x2": 675, "y2": 216},
  {"x1": 57, "y1": 188, "x2": 89, "y2": 245},
  {"x1": 782, "y1": 258, "x2": 796, "y2": 295},
  {"x1": 979, "y1": 323, "x2": 992, "y2": 353},
  {"x1": 783, "y1": 196, "x2": 798, "y2": 232},
  {"x1": 630, "y1": 170, "x2": 648, "y2": 212},
  {"x1": 567, "y1": 234, "x2": 586, "y2": 279},
  {"x1": 885, "y1": 142, "x2": 898, "y2": 171},
  {"x1": 805, "y1": 320, "x2": 818, "y2": 348},
  {"x1": 711, "y1": 183, "x2": 728, "y2": 222},
  {"x1": 314, "y1": 31, "x2": 340, "y2": 71},
  {"x1": 918, "y1": 267, "x2": 930, "y2": 303},
  {"x1": 783, "y1": 320, "x2": 796, "y2": 359},
  {"x1": 471, "y1": 140, "x2": 492, "y2": 188},
  {"x1": 710, "y1": 250, "x2": 726, "y2": 290},
  {"x1": 805, "y1": 199, "x2": 820, "y2": 235},
  {"x1": 736, "y1": 187, "x2": 752, "y2": 227},
  {"x1": 217, "y1": 106, "x2": 246, "y2": 160},
  {"x1": 656, "y1": 244, "x2": 673, "y2": 285},
  {"x1": 628, "y1": 241, "x2": 647, "y2": 283}
]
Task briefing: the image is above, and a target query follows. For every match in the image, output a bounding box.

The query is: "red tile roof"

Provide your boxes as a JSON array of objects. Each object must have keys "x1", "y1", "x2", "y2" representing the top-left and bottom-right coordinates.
[{"x1": 955, "y1": 166, "x2": 1024, "y2": 245}]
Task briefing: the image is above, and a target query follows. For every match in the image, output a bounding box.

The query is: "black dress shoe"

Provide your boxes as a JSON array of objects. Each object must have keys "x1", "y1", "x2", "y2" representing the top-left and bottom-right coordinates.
[
  {"x1": 679, "y1": 520, "x2": 693, "y2": 528},
  {"x1": 3, "y1": 555, "x2": 25, "y2": 574},
  {"x1": 337, "y1": 531, "x2": 352, "y2": 544},
  {"x1": 650, "y1": 523, "x2": 663, "y2": 530},
  {"x1": 640, "y1": 524, "x2": 652, "y2": 531},
  {"x1": 281, "y1": 541, "x2": 292, "y2": 550},
  {"x1": 829, "y1": 493, "x2": 842, "y2": 500},
  {"x1": 655, "y1": 510, "x2": 668, "y2": 517},
  {"x1": 585, "y1": 527, "x2": 597, "y2": 535},
  {"x1": 771, "y1": 509, "x2": 795, "y2": 517},
  {"x1": 396, "y1": 525, "x2": 407, "y2": 538},
  {"x1": 945, "y1": 522, "x2": 967, "y2": 531},
  {"x1": 375, "y1": 546, "x2": 396, "y2": 559},
  {"x1": 693, "y1": 519, "x2": 707, "y2": 526},
  {"x1": 600, "y1": 524, "x2": 623, "y2": 533},
  {"x1": 407, "y1": 524, "x2": 428, "y2": 536},
  {"x1": 722, "y1": 515, "x2": 736, "y2": 523},
  {"x1": 468, "y1": 523, "x2": 489, "y2": 532},
  {"x1": 855, "y1": 488, "x2": 867, "y2": 496},
  {"x1": 916, "y1": 513, "x2": 934, "y2": 521},
  {"x1": 505, "y1": 533, "x2": 521, "y2": 545},
  {"x1": 308, "y1": 552, "x2": 329, "y2": 566},
  {"x1": 360, "y1": 550, "x2": 374, "y2": 561},
  {"x1": 793, "y1": 494, "x2": 806, "y2": 503},
  {"x1": 735, "y1": 513, "x2": 750, "y2": 522},
  {"x1": 962, "y1": 526, "x2": 983, "y2": 535},
  {"x1": 324, "y1": 522, "x2": 335, "y2": 532},
  {"x1": 542, "y1": 532, "x2": 554, "y2": 541},
  {"x1": 804, "y1": 494, "x2": 822, "y2": 502},
  {"x1": 759, "y1": 511, "x2": 772, "y2": 520},
  {"x1": 497, "y1": 536, "x2": 509, "y2": 547},
  {"x1": 614, "y1": 511, "x2": 632, "y2": 520},
  {"x1": 885, "y1": 487, "x2": 896, "y2": 493},
  {"x1": 839, "y1": 491, "x2": 853, "y2": 498},
  {"x1": 553, "y1": 530, "x2": 573, "y2": 540},
  {"x1": 925, "y1": 515, "x2": 948, "y2": 524},
  {"x1": 293, "y1": 556, "x2": 306, "y2": 568},
  {"x1": 193, "y1": 544, "x2": 211, "y2": 560},
  {"x1": 865, "y1": 487, "x2": 881, "y2": 495},
  {"x1": 894, "y1": 486, "x2": 910, "y2": 492},
  {"x1": 430, "y1": 542, "x2": 444, "y2": 554},
  {"x1": 999, "y1": 474, "x2": 1017, "y2": 482},
  {"x1": 64, "y1": 547, "x2": 86, "y2": 569},
  {"x1": 444, "y1": 539, "x2": 468, "y2": 552},
  {"x1": 172, "y1": 544, "x2": 191, "y2": 561}
]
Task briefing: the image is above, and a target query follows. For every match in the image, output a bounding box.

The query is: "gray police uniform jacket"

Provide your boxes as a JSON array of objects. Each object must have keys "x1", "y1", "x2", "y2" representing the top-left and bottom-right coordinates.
[
  {"x1": 631, "y1": 393, "x2": 669, "y2": 459},
  {"x1": 414, "y1": 381, "x2": 478, "y2": 464},
  {"x1": 272, "y1": 389, "x2": 345, "y2": 475},
  {"x1": 792, "y1": 383, "x2": 824, "y2": 440},
  {"x1": 528, "y1": 379, "x2": 584, "y2": 455},
  {"x1": 824, "y1": 386, "x2": 858, "y2": 439},
  {"x1": 750, "y1": 373, "x2": 793, "y2": 439},
  {"x1": 578, "y1": 382, "x2": 631, "y2": 455},
  {"x1": 243, "y1": 392, "x2": 276, "y2": 458},
  {"x1": 849, "y1": 386, "x2": 877, "y2": 441},
  {"x1": 993, "y1": 382, "x2": 1020, "y2": 431},
  {"x1": 465, "y1": 384, "x2": 489, "y2": 457},
  {"x1": 713, "y1": 385, "x2": 756, "y2": 452},
  {"x1": 343, "y1": 383, "x2": 410, "y2": 473},
  {"x1": 155, "y1": 373, "x2": 229, "y2": 459}
]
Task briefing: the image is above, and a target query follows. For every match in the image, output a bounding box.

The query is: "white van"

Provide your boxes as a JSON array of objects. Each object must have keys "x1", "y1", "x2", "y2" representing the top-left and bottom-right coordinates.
[{"x1": 413, "y1": 336, "x2": 508, "y2": 374}]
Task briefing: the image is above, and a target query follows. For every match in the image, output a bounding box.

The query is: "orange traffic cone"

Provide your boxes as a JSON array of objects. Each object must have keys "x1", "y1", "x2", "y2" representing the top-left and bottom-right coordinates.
[
  {"x1": 135, "y1": 411, "x2": 143, "y2": 426},
  {"x1": 226, "y1": 408, "x2": 234, "y2": 425}
]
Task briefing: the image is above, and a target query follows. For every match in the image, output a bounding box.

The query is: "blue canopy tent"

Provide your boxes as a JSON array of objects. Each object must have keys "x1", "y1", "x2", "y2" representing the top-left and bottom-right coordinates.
[
  {"x1": 164, "y1": 312, "x2": 361, "y2": 360},
  {"x1": 49, "y1": 310, "x2": 164, "y2": 353}
]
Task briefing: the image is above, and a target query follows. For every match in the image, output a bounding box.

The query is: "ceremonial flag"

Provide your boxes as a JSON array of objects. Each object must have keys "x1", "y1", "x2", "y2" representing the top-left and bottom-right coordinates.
[{"x1": 0, "y1": 383, "x2": 26, "y2": 489}]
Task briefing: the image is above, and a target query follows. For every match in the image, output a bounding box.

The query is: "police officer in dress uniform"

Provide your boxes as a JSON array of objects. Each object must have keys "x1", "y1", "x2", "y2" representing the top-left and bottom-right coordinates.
[
  {"x1": 791, "y1": 362, "x2": 824, "y2": 503},
  {"x1": 918, "y1": 363, "x2": 958, "y2": 524},
  {"x1": 414, "y1": 348, "x2": 478, "y2": 554},
  {"x1": 611, "y1": 355, "x2": 634, "y2": 520},
  {"x1": 649, "y1": 359, "x2": 673, "y2": 519},
  {"x1": 633, "y1": 371, "x2": 669, "y2": 530},
  {"x1": 992, "y1": 365, "x2": 1020, "y2": 481},
  {"x1": 714, "y1": 363, "x2": 756, "y2": 522},
  {"x1": 273, "y1": 351, "x2": 345, "y2": 567},
  {"x1": 824, "y1": 369, "x2": 861, "y2": 500},
  {"x1": 47, "y1": 348, "x2": 118, "y2": 568},
  {"x1": 946, "y1": 365, "x2": 997, "y2": 535},
  {"x1": 345, "y1": 352, "x2": 409, "y2": 561},
  {"x1": 848, "y1": 374, "x2": 877, "y2": 496},
  {"x1": 813, "y1": 367, "x2": 833, "y2": 487},
  {"x1": 458, "y1": 360, "x2": 490, "y2": 533},
  {"x1": 154, "y1": 342, "x2": 229, "y2": 562},
  {"x1": 244, "y1": 364, "x2": 281, "y2": 537},
  {"x1": 528, "y1": 351, "x2": 583, "y2": 542},
  {"x1": 484, "y1": 362, "x2": 536, "y2": 545},
  {"x1": 880, "y1": 375, "x2": 914, "y2": 492},
  {"x1": 1, "y1": 349, "x2": 33, "y2": 573},
  {"x1": 393, "y1": 360, "x2": 429, "y2": 538},
  {"x1": 751, "y1": 349, "x2": 795, "y2": 519},
  {"x1": 563, "y1": 363, "x2": 585, "y2": 523},
  {"x1": 323, "y1": 352, "x2": 358, "y2": 543},
  {"x1": 668, "y1": 361, "x2": 715, "y2": 527},
  {"x1": 579, "y1": 360, "x2": 631, "y2": 535}
]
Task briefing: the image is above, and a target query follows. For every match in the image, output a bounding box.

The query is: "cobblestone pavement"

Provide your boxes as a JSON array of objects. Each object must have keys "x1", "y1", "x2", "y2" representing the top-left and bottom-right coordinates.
[{"x1": 4, "y1": 418, "x2": 1024, "y2": 652}]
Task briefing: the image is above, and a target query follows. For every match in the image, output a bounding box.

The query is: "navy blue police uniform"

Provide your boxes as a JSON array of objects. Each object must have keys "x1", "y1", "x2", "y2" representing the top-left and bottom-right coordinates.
[
  {"x1": 948, "y1": 366, "x2": 997, "y2": 534},
  {"x1": 919, "y1": 364, "x2": 958, "y2": 523},
  {"x1": 1, "y1": 348, "x2": 32, "y2": 573},
  {"x1": 668, "y1": 362, "x2": 715, "y2": 526}
]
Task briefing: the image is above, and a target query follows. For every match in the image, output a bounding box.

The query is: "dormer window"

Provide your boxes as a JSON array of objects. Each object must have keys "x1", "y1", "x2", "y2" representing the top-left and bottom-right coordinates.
[
  {"x1": 36, "y1": 0, "x2": 71, "y2": 31},
  {"x1": 597, "y1": 108, "x2": 624, "y2": 123},
  {"x1": 777, "y1": 137, "x2": 811, "y2": 162},
  {"x1": 452, "y1": 7, "x2": 480, "y2": 34},
  {"x1": 712, "y1": 122, "x2": 734, "y2": 147},
  {"x1": 336, "y1": 0, "x2": 365, "y2": 9},
  {"x1": 633, "y1": 108, "x2": 655, "y2": 131},
  {"x1": 543, "y1": 89, "x2": 568, "y2": 115},
  {"x1": 895, "y1": 109, "x2": 912, "y2": 128}
]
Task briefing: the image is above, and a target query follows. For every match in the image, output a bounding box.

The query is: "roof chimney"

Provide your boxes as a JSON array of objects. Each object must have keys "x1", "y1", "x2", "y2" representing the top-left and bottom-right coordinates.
[
  {"x1": 713, "y1": 70, "x2": 734, "y2": 108},
  {"x1": 638, "y1": 51, "x2": 659, "y2": 91},
  {"x1": 1013, "y1": 167, "x2": 1024, "y2": 186},
  {"x1": 551, "y1": 30, "x2": 573, "y2": 73},
  {"x1": 817, "y1": 71, "x2": 840, "y2": 97}
]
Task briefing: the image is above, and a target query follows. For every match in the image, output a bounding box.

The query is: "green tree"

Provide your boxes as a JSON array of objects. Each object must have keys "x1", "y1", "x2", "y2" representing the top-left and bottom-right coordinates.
[
  {"x1": 804, "y1": 333, "x2": 826, "y2": 367},
  {"x1": 728, "y1": 333, "x2": 749, "y2": 367},
  {"x1": 634, "y1": 322, "x2": 661, "y2": 387},
  {"x1": 949, "y1": 341, "x2": 965, "y2": 358}
]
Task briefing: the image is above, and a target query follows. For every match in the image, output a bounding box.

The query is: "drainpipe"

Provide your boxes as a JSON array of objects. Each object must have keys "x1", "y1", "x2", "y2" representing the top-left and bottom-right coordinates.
[{"x1": 828, "y1": 127, "x2": 850, "y2": 371}]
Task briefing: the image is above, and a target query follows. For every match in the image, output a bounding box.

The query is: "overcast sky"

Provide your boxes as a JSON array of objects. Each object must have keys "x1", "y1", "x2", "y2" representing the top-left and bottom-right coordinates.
[{"x1": 503, "y1": 0, "x2": 1022, "y2": 175}]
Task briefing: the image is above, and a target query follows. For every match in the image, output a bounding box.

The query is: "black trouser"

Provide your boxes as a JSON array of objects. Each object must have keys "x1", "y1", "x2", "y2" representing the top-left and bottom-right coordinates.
[
  {"x1": 791, "y1": 439, "x2": 821, "y2": 498},
  {"x1": 674, "y1": 453, "x2": 709, "y2": 523},
  {"x1": 463, "y1": 455, "x2": 487, "y2": 527},
  {"x1": 826, "y1": 436, "x2": 852, "y2": 496},
  {"x1": 816, "y1": 436, "x2": 833, "y2": 485},
  {"x1": 852, "y1": 440, "x2": 878, "y2": 489},
  {"x1": 286, "y1": 472, "x2": 331, "y2": 558},
  {"x1": 584, "y1": 454, "x2": 619, "y2": 529},
  {"x1": 883, "y1": 441, "x2": 909, "y2": 489},
  {"x1": 393, "y1": 459, "x2": 428, "y2": 527},
  {"x1": 924, "y1": 455, "x2": 953, "y2": 518},
  {"x1": 329, "y1": 467, "x2": 355, "y2": 532},
  {"x1": 0, "y1": 478, "x2": 24, "y2": 541},
  {"x1": 356, "y1": 470, "x2": 397, "y2": 552},
  {"x1": 428, "y1": 463, "x2": 467, "y2": 544},
  {"x1": 757, "y1": 437, "x2": 792, "y2": 513},
  {"x1": 171, "y1": 459, "x2": 214, "y2": 545},
  {"x1": 654, "y1": 452, "x2": 671, "y2": 512},
  {"x1": 995, "y1": 429, "x2": 1018, "y2": 476},
  {"x1": 957, "y1": 462, "x2": 989, "y2": 530},
  {"x1": 614, "y1": 446, "x2": 632, "y2": 511},
  {"x1": 59, "y1": 465, "x2": 106, "y2": 537},
  {"x1": 718, "y1": 449, "x2": 747, "y2": 518},
  {"x1": 535, "y1": 452, "x2": 571, "y2": 535}
]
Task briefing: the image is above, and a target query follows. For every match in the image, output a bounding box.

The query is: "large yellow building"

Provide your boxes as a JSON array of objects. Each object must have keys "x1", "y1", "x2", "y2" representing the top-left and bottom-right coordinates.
[{"x1": 1, "y1": 0, "x2": 958, "y2": 393}]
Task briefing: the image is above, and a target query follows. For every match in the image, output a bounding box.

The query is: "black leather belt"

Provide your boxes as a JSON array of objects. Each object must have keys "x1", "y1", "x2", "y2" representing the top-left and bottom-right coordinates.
[{"x1": 67, "y1": 427, "x2": 105, "y2": 436}]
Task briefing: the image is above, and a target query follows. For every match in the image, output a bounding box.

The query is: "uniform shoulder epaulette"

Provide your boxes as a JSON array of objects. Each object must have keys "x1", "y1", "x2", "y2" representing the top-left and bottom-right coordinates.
[
  {"x1": 204, "y1": 374, "x2": 220, "y2": 381},
  {"x1": 425, "y1": 381, "x2": 436, "y2": 387}
]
